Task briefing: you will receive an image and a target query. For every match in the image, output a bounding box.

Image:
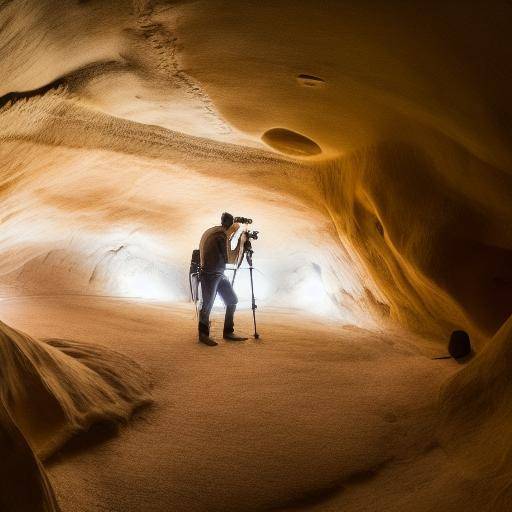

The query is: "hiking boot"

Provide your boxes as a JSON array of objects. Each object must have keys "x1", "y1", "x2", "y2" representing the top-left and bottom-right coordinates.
[
  {"x1": 199, "y1": 332, "x2": 218, "y2": 346},
  {"x1": 223, "y1": 331, "x2": 248, "y2": 341}
]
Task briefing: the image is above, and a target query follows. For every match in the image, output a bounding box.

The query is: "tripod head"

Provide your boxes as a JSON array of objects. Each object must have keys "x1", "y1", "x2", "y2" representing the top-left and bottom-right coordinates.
[
  {"x1": 244, "y1": 237, "x2": 254, "y2": 266},
  {"x1": 240, "y1": 226, "x2": 258, "y2": 267}
]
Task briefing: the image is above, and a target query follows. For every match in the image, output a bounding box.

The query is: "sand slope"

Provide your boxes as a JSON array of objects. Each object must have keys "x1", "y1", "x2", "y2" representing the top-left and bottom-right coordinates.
[
  {"x1": 0, "y1": 295, "x2": 501, "y2": 512},
  {"x1": 439, "y1": 314, "x2": 512, "y2": 510},
  {"x1": 0, "y1": 317, "x2": 152, "y2": 511}
]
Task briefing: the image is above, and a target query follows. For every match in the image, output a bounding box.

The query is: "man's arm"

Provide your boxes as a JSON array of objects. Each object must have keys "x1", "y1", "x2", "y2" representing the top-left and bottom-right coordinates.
[{"x1": 225, "y1": 223, "x2": 247, "y2": 266}]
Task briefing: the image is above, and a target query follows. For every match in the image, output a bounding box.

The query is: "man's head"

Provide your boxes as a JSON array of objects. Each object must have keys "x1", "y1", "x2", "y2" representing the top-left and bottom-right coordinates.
[{"x1": 221, "y1": 212, "x2": 234, "y2": 230}]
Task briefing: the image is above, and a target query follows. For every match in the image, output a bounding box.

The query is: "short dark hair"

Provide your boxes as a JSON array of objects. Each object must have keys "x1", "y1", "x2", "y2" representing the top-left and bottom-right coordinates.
[{"x1": 221, "y1": 212, "x2": 234, "y2": 227}]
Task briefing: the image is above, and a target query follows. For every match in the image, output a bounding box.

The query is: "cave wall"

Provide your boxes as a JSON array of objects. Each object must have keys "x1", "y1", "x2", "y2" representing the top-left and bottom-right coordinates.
[
  {"x1": 1, "y1": 2, "x2": 512, "y2": 509},
  {"x1": 315, "y1": 136, "x2": 512, "y2": 339},
  {"x1": 1, "y1": 0, "x2": 511, "y2": 338}
]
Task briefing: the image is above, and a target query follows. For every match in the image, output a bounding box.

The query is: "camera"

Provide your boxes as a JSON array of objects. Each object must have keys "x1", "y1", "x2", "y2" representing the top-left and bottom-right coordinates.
[
  {"x1": 247, "y1": 230, "x2": 259, "y2": 240},
  {"x1": 234, "y1": 216, "x2": 252, "y2": 224}
]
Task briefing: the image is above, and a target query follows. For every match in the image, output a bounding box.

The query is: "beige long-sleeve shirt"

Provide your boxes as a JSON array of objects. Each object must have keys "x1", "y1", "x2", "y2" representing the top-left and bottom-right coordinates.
[{"x1": 199, "y1": 223, "x2": 246, "y2": 273}]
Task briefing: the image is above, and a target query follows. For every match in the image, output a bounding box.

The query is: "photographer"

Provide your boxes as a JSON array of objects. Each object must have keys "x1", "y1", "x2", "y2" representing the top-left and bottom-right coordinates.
[{"x1": 197, "y1": 212, "x2": 248, "y2": 346}]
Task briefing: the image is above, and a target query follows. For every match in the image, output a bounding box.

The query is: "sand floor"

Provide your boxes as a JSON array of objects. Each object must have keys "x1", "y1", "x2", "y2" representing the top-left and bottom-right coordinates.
[{"x1": 0, "y1": 296, "x2": 494, "y2": 511}]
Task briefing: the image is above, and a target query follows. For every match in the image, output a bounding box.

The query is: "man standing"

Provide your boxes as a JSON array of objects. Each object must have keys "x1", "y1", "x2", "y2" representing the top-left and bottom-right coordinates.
[{"x1": 198, "y1": 212, "x2": 248, "y2": 346}]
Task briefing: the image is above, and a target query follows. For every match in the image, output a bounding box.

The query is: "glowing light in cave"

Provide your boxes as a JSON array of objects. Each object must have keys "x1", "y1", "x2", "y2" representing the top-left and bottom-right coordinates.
[
  {"x1": 293, "y1": 273, "x2": 335, "y2": 315},
  {"x1": 232, "y1": 266, "x2": 270, "y2": 308},
  {"x1": 92, "y1": 230, "x2": 178, "y2": 301},
  {"x1": 212, "y1": 266, "x2": 270, "y2": 309},
  {"x1": 118, "y1": 271, "x2": 174, "y2": 300},
  {"x1": 209, "y1": 260, "x2": 336, "y2": 317}
]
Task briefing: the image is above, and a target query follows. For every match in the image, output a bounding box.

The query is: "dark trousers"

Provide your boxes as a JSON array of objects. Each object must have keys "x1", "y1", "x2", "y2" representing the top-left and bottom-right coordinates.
[{"x1": 199, "y1": 273, "x2": 238, "y2": 335}]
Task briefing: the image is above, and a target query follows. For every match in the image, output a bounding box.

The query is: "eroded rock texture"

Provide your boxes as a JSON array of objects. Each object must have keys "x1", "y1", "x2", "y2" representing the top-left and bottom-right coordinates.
[
  {"x1": 0, "y1": 320, "x2": 151, "y2": 511},
  {"x1": 1, "y1": 0, "x2": 510, "y2": 336}
]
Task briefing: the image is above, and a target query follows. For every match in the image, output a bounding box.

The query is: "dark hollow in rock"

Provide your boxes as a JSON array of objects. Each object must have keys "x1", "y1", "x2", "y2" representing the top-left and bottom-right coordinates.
[
  {"x1": 375, "y1": 220, "x2": 384, "y2": 237},
  {"x1": 297, "y1": 74, "x2": 326, "y2": 87},
  {"x1": 261, "y1": 128, "x2": 322, "y2": 156},
  {"x1": 448, "y1": 330, "x2": 472, "y2": 359}
]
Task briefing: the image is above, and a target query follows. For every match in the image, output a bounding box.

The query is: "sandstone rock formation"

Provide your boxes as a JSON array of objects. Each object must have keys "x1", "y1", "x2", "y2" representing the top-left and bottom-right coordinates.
[
  {"x1": 0, "y1": 321, "x2": 151, "y2": 511},
  {"x1": 0, "y1": 1, "x2": 511, "y2": 510}
]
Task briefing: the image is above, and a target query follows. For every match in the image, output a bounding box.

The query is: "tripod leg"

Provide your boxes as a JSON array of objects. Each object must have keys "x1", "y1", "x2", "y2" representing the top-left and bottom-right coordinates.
[
  {"x1": 189, "y1": 273, "x2": 199, "y2": 320},
  {"x1": 249, "y1": 266, "x2": 259, "y2": 339}
]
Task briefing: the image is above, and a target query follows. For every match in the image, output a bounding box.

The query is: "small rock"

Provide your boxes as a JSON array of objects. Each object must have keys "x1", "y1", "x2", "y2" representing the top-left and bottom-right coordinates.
[{"x1": 448, "y1": 330, "x2": 471, "y2": 359}]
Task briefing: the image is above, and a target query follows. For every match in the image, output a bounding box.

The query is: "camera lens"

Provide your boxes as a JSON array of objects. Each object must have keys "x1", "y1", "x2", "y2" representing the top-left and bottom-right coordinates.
[{"x1": 234, "y1": 216, "x2": 252, "y2": 224}]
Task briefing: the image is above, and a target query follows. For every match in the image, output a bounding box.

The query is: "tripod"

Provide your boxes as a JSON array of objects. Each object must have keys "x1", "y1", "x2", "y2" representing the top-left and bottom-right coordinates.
[
  {"x1": 245, "y1": 241, "x2": 260, "y2": 339},
  {"x1": 231, "y1": 238, "x2": 259, "y2": 339}
]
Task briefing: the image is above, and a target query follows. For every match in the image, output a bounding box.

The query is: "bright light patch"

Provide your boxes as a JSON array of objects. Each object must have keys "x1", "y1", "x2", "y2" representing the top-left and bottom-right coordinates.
[
  {"x1": 211, "y1": 266, "x2": 269, "y2": 309},
  {"x1": 209, "y1": 260, "x2": 336, "y2": 317},
  {"x1": 91, "y1": 230, "x2": 177, "y2": 300},
  {"x1": 293, "y1": 274, "x2": 334, "y2": 315},
  {"x1": 233, "y1": 266, "x2": 270, "y2": 308},
  {"x1": 118, "y1": 271, "x2": 173, "y2": 300}
]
